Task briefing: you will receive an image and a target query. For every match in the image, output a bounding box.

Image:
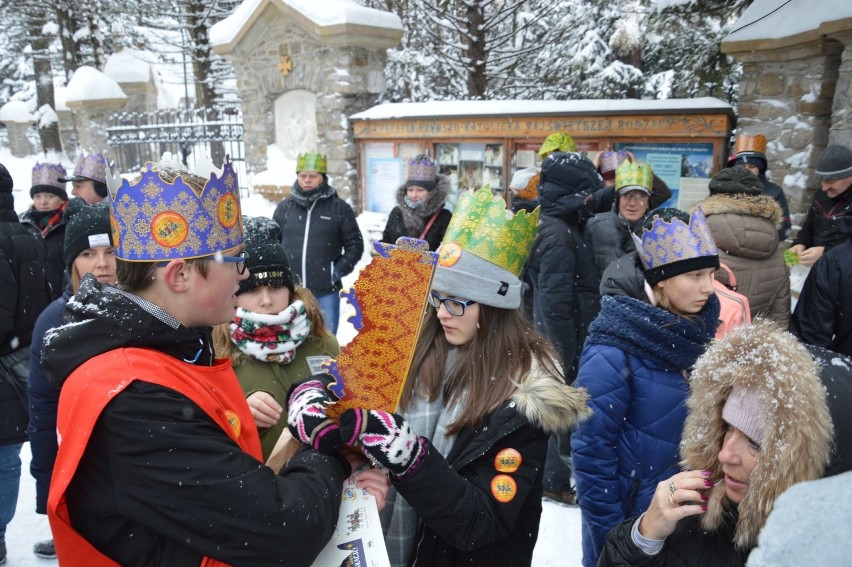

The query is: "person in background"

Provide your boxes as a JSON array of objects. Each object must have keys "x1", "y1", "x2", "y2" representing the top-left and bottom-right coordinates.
[
  {"x1": 27, "y1": 199, "x2": 115, "y2": 561},
  {"x1": 790, "y1": 209, "x2": 852, "y2": 357},
  {"x1": 598, "y1": 321, "x2": 837, "y2": 567},
  {"x1": 58, "y1": 152, "x2": 110, "y2": 205},
  {"x1": 788, "y1": 143, "x2": 852, "y2": 266},
  {"x1": 212, "y1": 216, "x2": 340, "y2": 460},
  {"x1": 380, "y1": 155, "x2": 452, "y2": 251},
  {"x1": 696, "y1": 166, "x2": 790, "y2": 326},
  {"x1": 19, "y1": 162, "x2": 69, "y2": 297},
  {"x1": 585, "y1": 161, "x2": 654, "y2": 277},
  {"x1": 273, "y1": 151, "x2": 364, "y2": 335},
  {"x1": 572, "y1": 208, "x2": 720, "y2": 567},
  {"x1": 508, "y1": 166, "x2": 539, "y2": 213},
  {"x1": 0, "y1": 163, "x2": 52, "y2": 567},
  {"x1": 588, "y1": 151, "x2": 672, "y2": 222},
  {"x1": 726, "y1": 134, "x2": 791, "y2": 241},
  {"x1": 524, "y1": 150, "x2": 601, "y2": 505},
  {"x1": 335, "y1": 187, "x2": 591, "y2": 566},
  {"x1": 42, "y1": 156, "x2": 354, "y2": 565}
]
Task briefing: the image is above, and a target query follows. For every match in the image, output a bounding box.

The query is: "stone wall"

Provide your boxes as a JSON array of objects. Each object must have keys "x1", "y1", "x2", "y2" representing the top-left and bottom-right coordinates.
[
  {"x1": 221, "y1": 7, "x2": 392, "y2": 206},
  {"x1": 830, "y1": 32, "x2": 852, "y2": 148}
]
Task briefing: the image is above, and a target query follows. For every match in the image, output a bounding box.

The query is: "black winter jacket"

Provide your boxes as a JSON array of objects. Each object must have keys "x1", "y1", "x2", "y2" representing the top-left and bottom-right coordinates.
[
  {"x1": 791, "y1": 188, "x2": 852, "y2": 251},
  {"x1": 273, "y1": 183, "x2": 363, "y2": 293},
  {"x1": 381, "y1": 175, "x2": 452, "y2": 251},
  {"x1": 19, "y1": 206, "x2": 66, "y2": 298},
  {"x1": 41, "y1": 277, "x2": 349, "y2": 565},
  {"x1": 760, "y1": 177, "x2": 791, "y2": 240}
]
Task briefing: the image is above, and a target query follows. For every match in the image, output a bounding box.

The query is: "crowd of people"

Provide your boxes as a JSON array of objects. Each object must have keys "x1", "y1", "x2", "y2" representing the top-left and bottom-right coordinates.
[{"x1": 0, "y1": 133, "x2": 850, "y2": 567}]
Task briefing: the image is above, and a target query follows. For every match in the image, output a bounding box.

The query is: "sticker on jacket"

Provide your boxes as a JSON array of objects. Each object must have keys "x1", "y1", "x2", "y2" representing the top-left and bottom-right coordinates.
[
  {"x1": 491, "y1": 474, "x2": 517, "y2": 503},
  {"x1": 307, "y1": 356, "x2": 334, "y2": 375},
  {"x1": 494, "y1": 448, "x2": 522, "y2": 473}
]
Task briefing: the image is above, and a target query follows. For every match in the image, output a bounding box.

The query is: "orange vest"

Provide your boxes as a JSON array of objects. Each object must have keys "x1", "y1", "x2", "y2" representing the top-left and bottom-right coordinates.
[{"x1": 48, "y1": 347, "x2": 262, "y2": 567}]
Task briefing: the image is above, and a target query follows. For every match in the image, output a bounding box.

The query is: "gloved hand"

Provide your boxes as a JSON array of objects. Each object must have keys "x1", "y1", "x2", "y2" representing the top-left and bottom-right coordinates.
[
  {"x1": 339, "y1": 408, "x2": 425, "y2": 478},
  {"x1": 286, "y1": 378, "x2": 341, "y2": 454}
]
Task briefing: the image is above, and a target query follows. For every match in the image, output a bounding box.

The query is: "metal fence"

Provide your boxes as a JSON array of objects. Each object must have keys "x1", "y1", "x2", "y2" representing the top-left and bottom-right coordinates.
[{"x1": 106, "y1": 106, "x2": 247, "y2": 193}]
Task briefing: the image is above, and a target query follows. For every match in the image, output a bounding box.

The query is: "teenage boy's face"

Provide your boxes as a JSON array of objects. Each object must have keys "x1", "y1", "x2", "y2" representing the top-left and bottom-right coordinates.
[{"x1": 191, "y1": 246, "x2": 249, "y2": 326}]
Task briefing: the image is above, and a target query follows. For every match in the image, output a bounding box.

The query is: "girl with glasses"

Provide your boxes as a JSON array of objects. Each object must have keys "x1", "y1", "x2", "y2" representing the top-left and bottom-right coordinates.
[{"x1": 335, "y1": 188, "x2": 592, "y2": 566}]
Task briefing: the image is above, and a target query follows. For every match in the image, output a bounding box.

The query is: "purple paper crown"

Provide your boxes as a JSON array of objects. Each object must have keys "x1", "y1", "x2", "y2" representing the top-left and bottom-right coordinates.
[
  {"x1": 72, "y1": 153, "x2": 108, "y2": 183},
  {"x1": 407, "y1": 156, "x2": 437, "y2": 183},
  {"x1": 600, "y1": 151, "x2": 629, "y2": 174},
  {"x1": 107, "y1": 155, "x2": 243, "y2": 261},
  {"x1": 32, "y1": 163, "x2": 66, "y2": 190},
  {"x1": 633, "y1": 208, "x2": 718, "y2": 271}
]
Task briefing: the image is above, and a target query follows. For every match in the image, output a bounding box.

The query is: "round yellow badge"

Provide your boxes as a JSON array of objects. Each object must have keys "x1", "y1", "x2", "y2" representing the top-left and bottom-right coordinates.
[
  {"x1": 491, "y1": 474, "x2": 518, "y2": 503},
  {"x1": 150, "y1": 211, "x2": 188, "y2": 248},
  {"x1": 224, "y1": 410, "x2": 241, "y2": 438},
  {"x1": 218, "y1": 193, "x2": 239, "y2": 229},
  {"x1": 494, "y1": 448, "x2": 522, "y2": 473},
  {"x1": 438, "y1": 242, "x2": 462, "y2": 267}
]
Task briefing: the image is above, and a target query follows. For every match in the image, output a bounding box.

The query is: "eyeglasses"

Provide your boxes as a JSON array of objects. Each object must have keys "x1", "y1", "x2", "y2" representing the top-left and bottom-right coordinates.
[
  {"x1": 619, "y1": 191, "x2": 649, "y2": 202},
  {"x1": 156, "y1": 250, "x2": 249, "y2": 274},
  {"x1": 428, "y1": 291, "x2": 477, "y2": 316}
]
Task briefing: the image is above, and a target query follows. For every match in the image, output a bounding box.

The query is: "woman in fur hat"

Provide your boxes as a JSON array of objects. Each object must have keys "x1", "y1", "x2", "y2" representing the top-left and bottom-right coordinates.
[
  {"x1": 598, "y1": 321, "x2": 834, "y2": 566},
  {"x1": 695, "y1": 165, "x2": 790, "y2": 326},
  {"x1": 572, "y1": 208, "x2": 721, "y2": 567},
  {"x1": 381, "y1": 155, "x2": 452, "y2": 252},
  {"x1": 335, "y1": 188, "x2": 591, "y2": 566}
]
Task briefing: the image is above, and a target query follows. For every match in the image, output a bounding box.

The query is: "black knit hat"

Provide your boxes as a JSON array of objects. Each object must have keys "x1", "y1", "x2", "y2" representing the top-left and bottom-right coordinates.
[
  {"x1": 815, "y1": 144, "x2": 852, "y2": 180},
  {"x1": 709, "y1": 166, "x2": 763, "y2": 196},
  {"x1": 238, "y1": 216, "x2": 295, "y2": 295},
  {"x1": 0, "y1": 163, "x2": 13, "y2": 211},
  {"x1": 63, "y1": 198, "x2": 113, "y2": 271}
]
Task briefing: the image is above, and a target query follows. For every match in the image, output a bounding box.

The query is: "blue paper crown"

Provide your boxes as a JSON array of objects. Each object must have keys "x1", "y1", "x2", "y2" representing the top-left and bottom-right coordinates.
[
  {"x1": 107, "y1": 154, "x2": 243, "y2": 261},
  {"x1": 633, "y1": 208, "x2": 718, "y2": 271}
]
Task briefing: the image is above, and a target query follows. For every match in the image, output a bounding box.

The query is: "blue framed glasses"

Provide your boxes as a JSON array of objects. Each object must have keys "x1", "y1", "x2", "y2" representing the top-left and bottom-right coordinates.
[
  {"x1": 428, "y1": 291, "x2": 477, "y2": 317},
  {"x1": 156, "y1": 251, "x2": 248, "y2": 274}
]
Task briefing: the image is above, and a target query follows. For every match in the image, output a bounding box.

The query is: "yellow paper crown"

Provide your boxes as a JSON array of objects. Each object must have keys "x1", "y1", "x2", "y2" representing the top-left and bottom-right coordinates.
[
  {"x1": 615, "y1": 161, "x2": 653, "y2": 193},
  {"x1": 296, "y1": 151, "x2": 327, "y2": 173},
  {"x1": 440, "y1": 187, "x2": 540, "y2": 276}
]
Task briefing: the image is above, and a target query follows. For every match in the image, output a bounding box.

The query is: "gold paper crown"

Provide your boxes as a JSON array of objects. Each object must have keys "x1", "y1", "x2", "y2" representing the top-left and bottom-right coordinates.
[
  {"x1": 733, "y1": 134, "x2": 767, "y2": 155},
  {"x1": 106, "y1": 153, "x2": 242, "y2": 261},
  {"x1": 296, "y1": 151, "x2": 327, "y2": 174},
  {"x1": 440, "y1": 186, "x2": 540, "y2": 276},
  {"x1": 615, "y1": 161, "x2": 653, "y2": 193}
]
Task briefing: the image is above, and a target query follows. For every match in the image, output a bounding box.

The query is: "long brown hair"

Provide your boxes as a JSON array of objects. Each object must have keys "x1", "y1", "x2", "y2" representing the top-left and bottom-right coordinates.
[
  {"x1": 400, "y1": 304, "x2": 563, "y2": 435},
  {"x1": 212, "y1": 286, "x2": 331, "y2": 361}
]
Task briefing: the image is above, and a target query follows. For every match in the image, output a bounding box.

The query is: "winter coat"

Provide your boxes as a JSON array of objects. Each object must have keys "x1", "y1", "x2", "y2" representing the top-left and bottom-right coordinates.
[
  {"x1": 790, "y1": 224, "x2": 852, "y2": 357},
  {"x1": 791, "y1": 187, "x2": 852, "y2": 251},
  {"x1": 273, "y1": 183, "x2": 364, "y2": 293},
  {"x1": 571, "y1": 259, "x2": 719, "y2": 567},
  {"x1": 381, "y1": 175, "x2": 453, "y2": 251},
  {"x1": 584, "y1": 208, "x2": 647, "y2": 278},
  {"x1": 41, "y1": 275, "x2": 349, "y2": 565},
  {"x1": 759, "y1": 177, "x2": 791, "y2": 241},
  {"x1": 233, "y1": 333, "x2": 339, "y2": 460},
  {"x1": 27, "y1": 288, "x2": 70, "y2": 513},
  {"x1": 19, "y1": 205, "x2": 67, "y2": 298},
  {"x1": 396, "y1": 367, "x2": 591, "y2": 567},
  {"x1": 696, "y1": 194, "x2": 790, "y2": 326},
  {"x1": 525, "y1": 165, "x2": 601, "y2": 380},
  {"x1": 0, "y1": 208, "x2": 52, "y2": 446},
  {"x1": 599, "y1": 321, "x2": 836, "y2": 566}
]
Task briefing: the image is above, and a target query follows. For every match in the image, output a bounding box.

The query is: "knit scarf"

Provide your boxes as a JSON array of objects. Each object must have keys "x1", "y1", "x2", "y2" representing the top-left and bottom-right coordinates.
[
  {"x1": 587, "y1": 294, "x2": 720, "y2": 371},
  {"x1": 290, "y1": 181, "x2": 332, "y2": 209},
  {"x1": 31, "y1": 205, "x2": 66, "y2": 236},
  {"x1": 229, "y1": 300, "x2": 311, "y2": 364}
]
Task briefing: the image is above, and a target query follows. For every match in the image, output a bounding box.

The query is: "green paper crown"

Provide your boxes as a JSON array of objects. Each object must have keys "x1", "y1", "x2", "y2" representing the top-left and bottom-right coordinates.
[
  {"x1": 615, "y1": 161, "x2": 653, "y2": 192},
  {"x1": 441, "y1": 186, "x2": 540, "y2": 276},
  {"x1": 296, "y1": 151, "x2": 327, "y2": 174}
]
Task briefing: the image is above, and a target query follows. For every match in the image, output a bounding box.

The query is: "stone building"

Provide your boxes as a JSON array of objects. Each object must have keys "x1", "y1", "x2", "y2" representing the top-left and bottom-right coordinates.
[
  {"x1": 210, "y1": 0, "x2": 402, "y2": 204},
  {"x1": 722, "y1": 0, "x2": 852, "y2": 212}
]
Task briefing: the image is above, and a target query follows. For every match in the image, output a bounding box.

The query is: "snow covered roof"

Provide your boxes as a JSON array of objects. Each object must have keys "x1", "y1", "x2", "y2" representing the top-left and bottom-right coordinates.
[
  {"x1": 104, "y1": 49, "x2": 154, "y2": 84},
  {"x1": 65, "y1": 66, "x2": 127, "y2": 105},
  {"x1": 723, "y1": 0, "x2": 852, "y2": 51},
  {"x1": 351, "y1": 98, "x2": 734, "y2": 121},
  {"x1": 211, "y1": 0, "x2": 402, "y2": 54}
]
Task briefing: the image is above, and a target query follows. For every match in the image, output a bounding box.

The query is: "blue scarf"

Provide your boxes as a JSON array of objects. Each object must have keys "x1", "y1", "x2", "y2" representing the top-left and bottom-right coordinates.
[{"x1": 587, "y1": 294, "x2": 720, "y2": 371}]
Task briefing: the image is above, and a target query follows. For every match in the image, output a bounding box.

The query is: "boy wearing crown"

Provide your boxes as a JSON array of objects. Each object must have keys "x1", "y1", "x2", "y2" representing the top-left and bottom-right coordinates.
[
  {"x1": 273, "y1": 151, "x2": 363, "y2": 334},
  {"x1": 41, "y1": 156, "x2": 353, "y2": 566},
  {"x1": 59, "y1": 152, "x2": 111, "y2": 205}
]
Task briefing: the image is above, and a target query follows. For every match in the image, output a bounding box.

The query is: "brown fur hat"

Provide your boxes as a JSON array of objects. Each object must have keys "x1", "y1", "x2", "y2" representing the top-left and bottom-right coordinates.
[{"x1": 680, "y1": 320, "x2": 833, "y2": 550}]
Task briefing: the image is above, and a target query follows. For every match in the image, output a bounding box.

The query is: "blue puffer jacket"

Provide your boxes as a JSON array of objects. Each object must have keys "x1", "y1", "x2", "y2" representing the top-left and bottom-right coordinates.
[{"x1": 571, "y1": 256, "x2": 719, "y2": 567}]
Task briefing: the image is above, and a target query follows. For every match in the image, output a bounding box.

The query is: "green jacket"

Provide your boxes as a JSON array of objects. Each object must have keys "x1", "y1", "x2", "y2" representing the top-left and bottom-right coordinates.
[{"x1": 233, "y1": 333, "x2": 340, "y2": 460}]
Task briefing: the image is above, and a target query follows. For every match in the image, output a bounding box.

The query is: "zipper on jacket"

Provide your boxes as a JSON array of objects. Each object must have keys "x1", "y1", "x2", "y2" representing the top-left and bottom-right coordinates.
[{"x1": 300, "y1": 200, "x2": 317, "y2": 288}]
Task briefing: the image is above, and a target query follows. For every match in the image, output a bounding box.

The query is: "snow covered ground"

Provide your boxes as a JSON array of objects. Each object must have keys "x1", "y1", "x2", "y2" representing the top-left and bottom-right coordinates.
[{"x1": 1, "y1": 149, "x2": 583, "y2": 566}]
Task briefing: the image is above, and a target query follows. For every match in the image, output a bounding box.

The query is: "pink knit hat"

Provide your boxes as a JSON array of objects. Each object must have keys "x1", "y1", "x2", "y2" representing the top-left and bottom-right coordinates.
[{"x1": 722, "y1": 386, "x2": 767, "y2": 446}]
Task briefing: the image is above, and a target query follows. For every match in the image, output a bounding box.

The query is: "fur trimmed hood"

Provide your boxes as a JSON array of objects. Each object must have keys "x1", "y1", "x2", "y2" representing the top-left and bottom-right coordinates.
[
  {"x1": 697, "y1": 193, "x2": 782, "y2": 226},
  {"x1": 681, "y1": 320, "x2": 833, "y2": 550},
  {"x1": 510, "y1": 366, "x2": 592, "y2": 435},
  {"x1": 394, "y1": 174, "x2": 450, "y2": 233}
]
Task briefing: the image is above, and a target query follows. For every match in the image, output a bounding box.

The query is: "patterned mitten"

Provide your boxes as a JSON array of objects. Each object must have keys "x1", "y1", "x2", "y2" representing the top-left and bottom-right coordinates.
[
  {"x1": 286, "y1": 379, "x2": 341, "y2": 454},
  {"x1": 339, "y1": 408, "x2": 425, "y2": 478}
]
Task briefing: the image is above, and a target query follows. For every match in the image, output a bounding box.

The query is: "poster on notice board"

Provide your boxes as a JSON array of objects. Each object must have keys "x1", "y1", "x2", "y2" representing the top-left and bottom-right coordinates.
[{"x1": 615, "y1": 142, "x2": 714, "y2": 209}]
